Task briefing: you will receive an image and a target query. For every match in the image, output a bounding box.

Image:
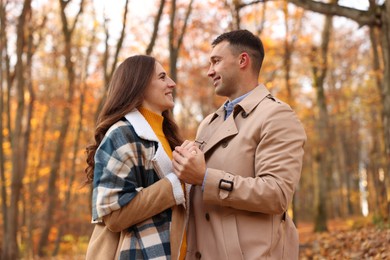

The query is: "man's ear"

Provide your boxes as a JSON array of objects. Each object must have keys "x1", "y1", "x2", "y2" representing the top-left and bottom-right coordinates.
[{"x1": 239, "y1": 52, "x2": 250, "y2": 68}]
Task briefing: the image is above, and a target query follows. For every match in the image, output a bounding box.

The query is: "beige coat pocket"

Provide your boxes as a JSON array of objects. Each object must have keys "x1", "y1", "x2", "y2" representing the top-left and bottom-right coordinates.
[{"x1": 222, "y1": 214, "x2": 244, "y2": 260}]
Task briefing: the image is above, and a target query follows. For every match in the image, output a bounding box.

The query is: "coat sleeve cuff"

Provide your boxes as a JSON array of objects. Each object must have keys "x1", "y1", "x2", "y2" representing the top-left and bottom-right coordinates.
[
  {"x1": 166, "y1": 173, "x2": 185, "y2": 205},
  {"x1": 203, "y1": 168, "x2": 233, "y2": 202}
]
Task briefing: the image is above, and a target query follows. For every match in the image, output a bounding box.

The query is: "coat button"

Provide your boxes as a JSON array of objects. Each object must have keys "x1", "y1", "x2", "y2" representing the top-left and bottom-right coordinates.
[
  {"x1": 195, "y1": 251, "x2": 202, "y2": 258},
  {"x1": 221, "y1": 142, "x2": 228, "y2": 148},
  {"x1": 242, "y1": 111, "x2": 248, "y2": 118},
  {"x1": 205, "y1": 213, "x2": 210, "y2": 221}
]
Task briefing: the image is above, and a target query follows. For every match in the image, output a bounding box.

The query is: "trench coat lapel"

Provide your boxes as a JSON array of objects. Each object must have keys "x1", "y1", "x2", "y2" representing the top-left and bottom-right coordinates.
[
  {"x1": 197, "y1": 85, "x2": 271, "y2": 155},
  {"x1": 197, "y1": 107, "x2": 238, "y2": 154}
]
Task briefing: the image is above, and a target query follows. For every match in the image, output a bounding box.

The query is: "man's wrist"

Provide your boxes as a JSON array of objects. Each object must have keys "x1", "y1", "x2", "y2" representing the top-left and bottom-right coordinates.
[{"x1": 201, "y1": 169, "x2": 208, "y2": 191}]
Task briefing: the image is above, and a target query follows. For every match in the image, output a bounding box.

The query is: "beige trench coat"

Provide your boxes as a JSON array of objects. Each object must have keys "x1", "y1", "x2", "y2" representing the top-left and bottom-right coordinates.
[{"x1": 185, "y1": 85, "x2": 307, "y2": 260}]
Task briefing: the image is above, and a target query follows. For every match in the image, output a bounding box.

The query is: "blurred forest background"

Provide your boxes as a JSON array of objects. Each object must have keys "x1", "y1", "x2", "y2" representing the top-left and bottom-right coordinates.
[{"x1": 1, "y1": 0, "x2": 390, "y2": 259}]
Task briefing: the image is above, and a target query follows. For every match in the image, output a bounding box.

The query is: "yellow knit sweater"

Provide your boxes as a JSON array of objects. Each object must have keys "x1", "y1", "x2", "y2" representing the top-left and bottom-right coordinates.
[{"x1": 139, "y1": 107, "x2": 172, "y2": 158}]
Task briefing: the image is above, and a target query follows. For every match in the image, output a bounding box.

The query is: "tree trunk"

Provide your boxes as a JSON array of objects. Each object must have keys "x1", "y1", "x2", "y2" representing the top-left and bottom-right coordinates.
[
  {"x1": 281, "y1": 0, "x2": 303, "y2": 225},
  {"x1": 94, "y1": 0, "x2": 129, "y2": 120},
  {"x1": 379, "y1": 1, "x2": 390, "y2": 219},
  {"x1": 229, "y1": 0, "x2": 241, "y2": 30},
  {"x1": 282, "y1": 1, "x2": 293, "y2": 106},
  {"x1": 368, "y1": 107, "x2": 386, "y2": 218},
  {"x1": 327, "y1": 69, "x2": 355, "y2": 217},
  {"x1": 0, "y1": 0, "x2": 9, "y2": 240},
  {"x1": 20, "y1": 16, "x2": 39, "y2": 255},
  {"x1": 311, "y1": 3, "x2": 334, "y2": 232},
  {"x1": 169, "y1": 0, "x2": 194, "y2": 84},
  {"x1": 169, "y1": 0, "x2": 178, "y2": 83},
  {"x1": 27, "y1": 108, "x2": 49, "y2": 257},
  {"x1": 2, "y1": 0, "x2": 32, "y2": 258},
  {"x1": 37, "y1": 0, "x2": 84, "y2": 255},
  {"x1": 53, "y1": 26, "x2": 95, "y2": 255}
]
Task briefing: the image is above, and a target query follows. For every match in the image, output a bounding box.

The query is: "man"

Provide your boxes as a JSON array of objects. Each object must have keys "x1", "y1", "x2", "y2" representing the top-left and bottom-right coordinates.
[{"x1": 172, "y1": 29, "x2": 306, "y2": 259}]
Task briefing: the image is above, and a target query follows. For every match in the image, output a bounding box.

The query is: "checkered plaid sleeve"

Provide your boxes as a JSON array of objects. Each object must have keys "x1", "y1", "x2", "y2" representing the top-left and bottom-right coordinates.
[{"x1": 92, "y1": 121, "x2": 156, "y2": 221}]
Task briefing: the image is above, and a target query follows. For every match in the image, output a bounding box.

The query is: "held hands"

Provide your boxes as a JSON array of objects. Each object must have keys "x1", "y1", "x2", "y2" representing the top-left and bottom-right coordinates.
[{"x1": 172, "y1": 140, "x2": 206, "y2": 186}]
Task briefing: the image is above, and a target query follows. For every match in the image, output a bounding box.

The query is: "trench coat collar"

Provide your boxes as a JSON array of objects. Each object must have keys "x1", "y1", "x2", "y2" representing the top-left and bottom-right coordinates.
[
  {"x1": 236, "y1": 84, "x2": 271, "y2": 115},
  {"x1": 199, "y1": 84, "x2": 271, "y2": 154}
]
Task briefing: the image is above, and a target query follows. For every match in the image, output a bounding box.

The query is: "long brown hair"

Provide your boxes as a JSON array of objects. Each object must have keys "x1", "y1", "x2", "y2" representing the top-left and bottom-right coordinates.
[{"x1": 85, "y1": 55, "x2": 182, "y2": 184}]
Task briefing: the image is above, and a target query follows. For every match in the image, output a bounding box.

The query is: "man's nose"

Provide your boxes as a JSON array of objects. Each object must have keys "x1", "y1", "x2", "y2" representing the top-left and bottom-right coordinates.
[{"x1": 207, "y1": 66, "x2": 215, "y2": 77}]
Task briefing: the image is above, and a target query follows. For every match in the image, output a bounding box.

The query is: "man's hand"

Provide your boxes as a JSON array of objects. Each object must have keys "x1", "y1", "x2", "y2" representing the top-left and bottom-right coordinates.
[{"x1": 172, "y1": 141, "x2": 206, "y2": 186}]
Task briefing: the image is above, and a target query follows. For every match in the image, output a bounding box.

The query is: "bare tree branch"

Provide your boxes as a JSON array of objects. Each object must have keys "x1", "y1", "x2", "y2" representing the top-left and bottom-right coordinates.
[
  {"x1": 237, "y1": 0, "x2": 264, "y2": 10},
  {"x1": 169, "y1": 0, "x2": 195, "y2": 83},
  {"x1": 177, "y1": 0, "x2": 194, "y2": 50},
  {"x1": 110, "y1": 0, "x2": 129, "y2": 83},
  {"x1": 70, "y1": 0, "x2": 85, "y2": 34},
  {"x1": 239, "y1": 0, "x2": 380, "y2": 27},
  {"x1": 287, "y1": 0, "x2": 380, "y2": 27},
  {"x1": 146, "y1": 0, "x2": 166, "y2": 55}
]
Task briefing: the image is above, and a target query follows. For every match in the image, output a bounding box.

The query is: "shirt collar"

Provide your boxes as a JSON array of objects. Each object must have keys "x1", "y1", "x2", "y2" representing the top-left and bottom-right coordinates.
[
  {"x1": 209, "y1": 85, "x2": 271, "y2": 123},
  {"x1": 224, "y1": 91, "x2": 252, "y2": 110},
  {"x1": 223, "y1": 90, "x2": 253, "y2": 119}
]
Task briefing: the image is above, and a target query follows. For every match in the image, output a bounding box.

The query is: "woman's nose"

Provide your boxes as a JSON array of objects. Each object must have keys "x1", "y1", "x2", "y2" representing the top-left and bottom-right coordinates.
[{"x1": 168, "y1": 77, "x2": 176, "y2": 88}]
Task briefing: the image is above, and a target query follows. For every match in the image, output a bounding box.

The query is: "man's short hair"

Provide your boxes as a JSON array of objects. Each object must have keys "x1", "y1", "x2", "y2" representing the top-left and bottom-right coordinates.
[{"x1": 212, "y1": 29, "x2": 264, "y2": 73}]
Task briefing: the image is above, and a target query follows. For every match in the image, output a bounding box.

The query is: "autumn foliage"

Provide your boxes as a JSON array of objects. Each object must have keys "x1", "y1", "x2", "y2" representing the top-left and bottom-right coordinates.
[{"x1": 0, "y1": 0, "x2": 389, "y2": 259}]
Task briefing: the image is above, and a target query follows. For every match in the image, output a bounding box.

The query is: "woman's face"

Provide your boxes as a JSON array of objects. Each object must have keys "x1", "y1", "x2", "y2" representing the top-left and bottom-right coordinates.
[{"x1": 142, "y1": 62, "x2": 176, "y2": 114}]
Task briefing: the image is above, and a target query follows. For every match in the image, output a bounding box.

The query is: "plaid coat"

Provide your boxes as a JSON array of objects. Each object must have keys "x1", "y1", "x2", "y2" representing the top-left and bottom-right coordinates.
[{"x1": 87, "y1": 110, "x2": 189, "y2": 260}]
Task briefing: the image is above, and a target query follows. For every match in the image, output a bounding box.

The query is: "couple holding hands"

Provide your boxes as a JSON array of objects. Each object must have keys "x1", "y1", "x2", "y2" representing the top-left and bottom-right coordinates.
[{"x1": 85, "y1": 29, "x2": 306, "y2": 260}]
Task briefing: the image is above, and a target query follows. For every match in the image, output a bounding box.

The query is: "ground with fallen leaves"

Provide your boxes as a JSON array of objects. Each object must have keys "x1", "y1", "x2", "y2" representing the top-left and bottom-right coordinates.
[{"x1": 298, "y1": 218, "x2": 390, "y2": 259}]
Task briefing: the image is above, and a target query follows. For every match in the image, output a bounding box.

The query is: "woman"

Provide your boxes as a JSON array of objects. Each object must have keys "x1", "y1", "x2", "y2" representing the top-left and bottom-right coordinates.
[{"x1": 85, "y1": 55, "x2": 188, "y2": 260}]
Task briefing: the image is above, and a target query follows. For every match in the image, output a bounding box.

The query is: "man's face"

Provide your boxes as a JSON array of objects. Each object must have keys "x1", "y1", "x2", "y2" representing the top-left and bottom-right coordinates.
[{"x1": 207, "y1": 41, "x2": 240, "y2": 99}]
